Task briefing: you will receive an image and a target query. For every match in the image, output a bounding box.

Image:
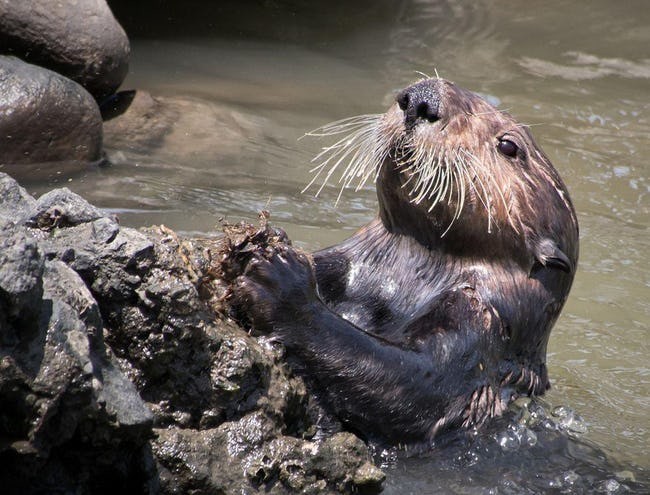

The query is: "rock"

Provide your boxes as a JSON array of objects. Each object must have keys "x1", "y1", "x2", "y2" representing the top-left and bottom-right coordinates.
[
  {"x1": 0, "y1": 172, "x2": 384, "y2": 494},
  {"x1": 102, "y1": 90, "x2": 268, "y2": 162},
  {"x1": 0, "y1": 252, "x2": 154, "y2": 494},
  {"x1": 0, "y1": 0, "x2": 130, "y2": 100},
  {"x1": 25, "y1": 188, "x2": 107, "y2": 229},
  {"x1": 0, "y1": 174, "x2": 37, "y2": 223},
  {"x1": 242, "y1": 432, "x2": 386, "y2": 494},
  {"x1": 153, "y1": 423, "x2": 382, "y2": 495},
  {"x1": 0, "y1": 56, "x2": 103, "y2": 167},
  {"x1": 0, "y1": 229, "x2": 43, "y2": 329},
  {"x1": 101, "y1": 90, "x2": 175, "y2": 154}
]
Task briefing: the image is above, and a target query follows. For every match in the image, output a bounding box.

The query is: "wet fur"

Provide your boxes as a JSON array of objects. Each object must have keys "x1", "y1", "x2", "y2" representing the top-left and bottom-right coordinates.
[{"x1": 234, "y1": 78, "x2": 579, "y2": 446}]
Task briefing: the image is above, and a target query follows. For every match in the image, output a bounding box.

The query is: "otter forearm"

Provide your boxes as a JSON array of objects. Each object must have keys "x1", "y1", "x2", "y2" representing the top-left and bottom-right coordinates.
[{"x1": 276, "y1": 301, "x2": 467, "y2": 442}]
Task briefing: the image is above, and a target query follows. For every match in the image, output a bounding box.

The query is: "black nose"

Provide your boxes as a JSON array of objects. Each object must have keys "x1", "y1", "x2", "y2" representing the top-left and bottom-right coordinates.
[{"x1": 396, "y1": 79, "x2": 441, "y2": 128}]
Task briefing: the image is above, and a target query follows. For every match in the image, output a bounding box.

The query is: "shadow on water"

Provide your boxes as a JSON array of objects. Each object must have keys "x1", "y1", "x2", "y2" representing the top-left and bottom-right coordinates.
[{"x1": 20, "y1": 0, "x2": 649, "y2": 492}]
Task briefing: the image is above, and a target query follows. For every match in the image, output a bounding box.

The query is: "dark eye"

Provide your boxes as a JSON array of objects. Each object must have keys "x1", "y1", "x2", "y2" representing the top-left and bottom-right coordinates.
[{"x1": 497, "y1": 139, "x2": 518, "y2": 157}]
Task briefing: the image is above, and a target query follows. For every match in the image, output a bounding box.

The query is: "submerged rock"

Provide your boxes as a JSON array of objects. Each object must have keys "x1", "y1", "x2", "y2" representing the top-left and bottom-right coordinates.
[
  {"x1": 0, "y1": 0, "x2": 130, "y2": 100},
  {"x1": 0, "y1": 172, "x2": 383, "y2": 494},
  {"x1": 102, "y1": 90, "x2": 268, "y2": 164},
  {"x1": 0, "y1": 56, "x2": 103, "y2": 167}
]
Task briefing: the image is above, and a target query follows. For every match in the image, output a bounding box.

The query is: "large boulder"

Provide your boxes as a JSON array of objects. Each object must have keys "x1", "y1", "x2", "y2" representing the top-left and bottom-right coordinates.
[
  {"x1": 0, "y1": 172, "x2": 384, "y2": 494},
  {"x1": 0, "y1": 56, "x2": 103, "y2": 167},
  {"x1": 0, "y1": 0, "x2": 129, "y2": 100}
]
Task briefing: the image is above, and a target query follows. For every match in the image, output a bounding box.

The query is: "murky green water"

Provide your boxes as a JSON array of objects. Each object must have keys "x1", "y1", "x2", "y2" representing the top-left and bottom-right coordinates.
[{"x1": 21, "y1": 0, "x2": 649, "y2": 491}]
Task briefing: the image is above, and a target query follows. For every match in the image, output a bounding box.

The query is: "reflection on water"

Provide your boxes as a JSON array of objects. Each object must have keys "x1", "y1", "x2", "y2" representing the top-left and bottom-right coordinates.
[{"x1": 21, "y1": 0, "x2": 650, "y2": 491}]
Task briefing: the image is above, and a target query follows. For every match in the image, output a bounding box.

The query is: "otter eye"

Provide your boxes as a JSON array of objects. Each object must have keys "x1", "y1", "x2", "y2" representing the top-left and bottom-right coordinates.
[{"x1": 497, "y1": 139, "x2": 518, "y2": 157}]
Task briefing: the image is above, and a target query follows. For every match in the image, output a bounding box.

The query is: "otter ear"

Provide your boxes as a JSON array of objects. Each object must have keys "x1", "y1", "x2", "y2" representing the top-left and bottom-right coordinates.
[{"x1": 533, "y1": 238, "x2": 573, "y2": 273}]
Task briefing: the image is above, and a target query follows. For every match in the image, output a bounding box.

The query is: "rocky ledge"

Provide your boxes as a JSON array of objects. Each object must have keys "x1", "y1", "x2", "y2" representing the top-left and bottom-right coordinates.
[{"x1": 0, "y1": 172, "x2": 384, "y2": 495}]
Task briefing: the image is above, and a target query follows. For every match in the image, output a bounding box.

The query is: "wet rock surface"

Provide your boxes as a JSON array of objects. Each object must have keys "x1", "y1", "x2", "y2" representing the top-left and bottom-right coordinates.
[
  {"x1": 0, "y1": 0, "x2": 130, "y2": 100},
  {"x1": 0, "y1": 172, "x2": 384, "y2": 494},
  {"x1": 0, "y1": 56, "x2": 103, "y2": 167}
]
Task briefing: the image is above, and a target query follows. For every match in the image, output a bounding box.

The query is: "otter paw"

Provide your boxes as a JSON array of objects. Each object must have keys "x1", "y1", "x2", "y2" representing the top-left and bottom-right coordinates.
[{"x1": 231, "y1": 246, "x2": 317, "y2": 333}]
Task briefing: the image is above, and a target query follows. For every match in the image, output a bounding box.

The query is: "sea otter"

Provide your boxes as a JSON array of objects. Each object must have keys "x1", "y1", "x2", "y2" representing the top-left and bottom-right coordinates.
[{"x1": 232, "y1": 78, "x2": 579, "y2": 446}]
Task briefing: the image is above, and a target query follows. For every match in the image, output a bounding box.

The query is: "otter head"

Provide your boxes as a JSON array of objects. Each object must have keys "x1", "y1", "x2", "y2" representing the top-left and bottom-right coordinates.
[{"x1": 380, "y1": 79, "x2": 578, "y2": 269}]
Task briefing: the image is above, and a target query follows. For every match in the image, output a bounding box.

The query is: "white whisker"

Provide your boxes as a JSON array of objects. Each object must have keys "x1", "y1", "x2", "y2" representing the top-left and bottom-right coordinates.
[
  {"x1": 459, "y1": 147, "x2": 495, "y2": 233},
  {"x1": 303, "y1": 114, "x2": 389, "y2": 201},
  {"x1": 305, "y1": 105, "x2": 513, "y2": 237}
]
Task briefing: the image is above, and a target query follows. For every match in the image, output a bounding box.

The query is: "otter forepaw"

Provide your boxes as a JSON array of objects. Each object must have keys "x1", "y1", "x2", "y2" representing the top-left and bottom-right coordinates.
[
  {"x1": 231, "y1": 264, "x2": 278, "y2": 333},
  {"x1": 231, "y1": 246, "x2": 318, "y2": 333}
]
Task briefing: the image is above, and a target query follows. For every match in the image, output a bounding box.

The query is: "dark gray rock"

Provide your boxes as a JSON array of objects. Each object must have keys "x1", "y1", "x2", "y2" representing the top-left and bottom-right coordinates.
[
  {"x1": 26, "y1": 187, "x2": 107, "y2": 229},
  {"x1": 0, "y1": 178, "x2": 155, "y2": 493},
  {"x1": 40, "y1": 216, "x2": 155, "y2": 300},
  {"x1": 0, "y1": 56, "x2": 103, "y2": 167},
  {"x1": 0, "y1": 0, "x2": 130, "y2": 100},
  {"x1": 0, "y1": 229, "x2": 43, "y2": 328},
  {"x1": 0, "y1": 174, "x2": 37, "y2": 223},
  {"x1": 0, "y1": 172, "x2": 384, "y2": 494},
  {"x1": 0, "y1": 252, "x2": 154, "y2": 494}
]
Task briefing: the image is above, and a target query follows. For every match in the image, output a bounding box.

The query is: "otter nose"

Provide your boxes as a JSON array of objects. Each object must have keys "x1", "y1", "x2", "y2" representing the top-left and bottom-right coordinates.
[{"x1": 396, "y1": 79, "x2": 441, "y2": 128}]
